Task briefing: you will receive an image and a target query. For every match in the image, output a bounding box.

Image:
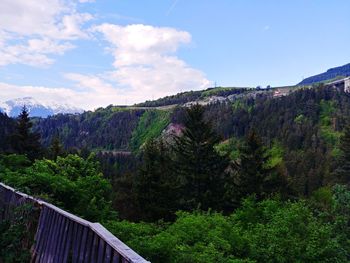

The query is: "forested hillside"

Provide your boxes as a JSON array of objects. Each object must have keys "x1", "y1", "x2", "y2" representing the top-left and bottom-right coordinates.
[
  {"x1": 298, "y1": 63, "x2": 350, "y2": 85},
  {"x1": 33, "y1": 87, "x2": 268, "y2": 152},
  {"x1": 31, "y1": 84, "x2": 350, "y2": 197},
  {"x1": 1, "y1": 89, "x2": 349, "y2": 262},
  {"x1": 35, "y1": 106, "x2": 146, "y2": 150},
  {"x1": 0, "y1": 85, "x2": 346, "y2": 191},
  {"x1": 135, "y1": 86, "x2": 250, "y2": 107}
]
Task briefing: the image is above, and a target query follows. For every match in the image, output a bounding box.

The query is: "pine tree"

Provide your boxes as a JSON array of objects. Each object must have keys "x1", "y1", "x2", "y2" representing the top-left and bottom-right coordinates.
[
  {"x1": 173, "y1": 104, "x2": 229, "y2": 211},
  {"x1": 48, "y1": 135, "x2": 65, "y2": 160},
  {"x1": 133, "y1": 138, "x2": 178, "y2": 221},
  {"x1": 234, "y1": 130, "x2": 275, "y2": 200},
  {"x1": 334, "y1": 123, "x2": 350, "y2": 185},
  {"x1": 10, "y1": 106, "x2": 42, "y2": 161}
]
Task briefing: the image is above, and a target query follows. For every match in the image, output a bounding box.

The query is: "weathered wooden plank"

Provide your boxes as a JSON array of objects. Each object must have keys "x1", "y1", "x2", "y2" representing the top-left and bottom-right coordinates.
[
  {"x1": 52, "y1": 214, "x2": 67, "y2": 263},
  {"x1": 104, "y1": 245, "x2": 112, "y2": 263},
  {"x1": 34, "y1": 208, "x2": 49, "y2": 263},
  {"x1": 47, "y1": 212, "x2": 62, "y2": 263},
  {"x1": 82, "y1": 228, "x2": 94, "y2": 263},
  {"x1": 90, "y1": 233, "x2": 100, "y2": 263},
  {"x1": 45, "y1": 202, "x2": 90, "y2": 226},
  {"x1": 2, "y1": 190, "x2": 9, "y2": 220},
  {"x1": 47, "y1": 211, "x2": 63, "y2": 263},
  {"x1": 37, "y1": 207, "x2": 55, "y2": 263},
  {"x1": 0, "y1": 186, "x2": 5, "y2": 221},
  {"x1": 0, "y1": 183, "x2": 150, "y2": 263},
  {"x1": 112, "y1": 251, "x2": 120, "y2": 263},
  {"x1": 61, "y1": 219, "x2": 74, "y2": 263},
  {"x1": 71, "y1": 221, "x2": 81, "y2": 263},
  {"x1": 42, "y1": 210, "x2": 60, "y2": 262},
  {"x1": 97, "y1": 238, "x2": 105, "y2": 263},
  {"x1": 32, "y1": 204, "x2": 48, "y2": 260},
  {"x1": 54, "y1": 216, "x2": 69, "y2": 263},
  {"x1": 78, "y1": 226, "x2": 88, "y2": 262},
  {"x1": 4, "y1": 190, "x2": 14, "y2": 220},
  {"x1": 90, "y1": 223, "x2": 150, "y2": 263}
]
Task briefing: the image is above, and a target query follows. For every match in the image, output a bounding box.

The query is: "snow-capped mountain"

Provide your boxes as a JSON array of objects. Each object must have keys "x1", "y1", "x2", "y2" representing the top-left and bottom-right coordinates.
[{"x1": 0, "y1": 97, "x2": 83, "y2": 117}]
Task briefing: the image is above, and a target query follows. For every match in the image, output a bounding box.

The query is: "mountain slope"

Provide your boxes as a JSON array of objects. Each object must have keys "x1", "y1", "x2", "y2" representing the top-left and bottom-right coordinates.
[
  {"x1": 298, "y1": 63, "x2": 350, "y2": 85},
  {"x1": 0, "y1": 97, "x2": 83, "y2": 118},
  {"x1": 33, "y1": 84, "x2": 350, "y2": 197},
  {"x1": 33, "y1": 87, "x2": 272, "y2": 151}
]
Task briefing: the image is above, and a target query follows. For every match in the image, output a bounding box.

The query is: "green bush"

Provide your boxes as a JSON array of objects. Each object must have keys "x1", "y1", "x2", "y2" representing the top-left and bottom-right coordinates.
[
  {"x1": 0, "y1": 154, "x2": 114, "y2": 222},
  {"x1": 131, "y1": 110, "x2": 171, "y2": 151},
  {"x1": 106, "y1": 196, "x2": 349, "y2": 263},
  {"x1": 0, "y1": 204, "x2": 39, "y2": 263}
]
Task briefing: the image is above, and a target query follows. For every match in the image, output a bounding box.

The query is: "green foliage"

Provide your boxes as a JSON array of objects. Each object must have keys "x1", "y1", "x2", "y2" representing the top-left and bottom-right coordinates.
[
  {"x1": 9, "y1": 106, "x2": 43, "y2": 161},
  {"x1": 35, "y1": 107, "x2": 144, "y2": 151},
  {"x1": 201, "y1": 87, "x2": 248, "y2": 98},
  {"x1": 241, "y1": 199, "x2": 344, "y2": 262},
  {"x1": 231, "y1": 99, "x2": 253, "y2": 112},
  {"x1": 0, "y1": 154, "x2": 31, "y2": 172},
  {"x1": 135, "y1": 90, "x2": 203, "y2": 107},
  {"x1": 107, "y1": 195, "x2": 349, "y2": 263},
  {"x1": 48, "y1": 135, "x2": 65, "y2": 160},
  {"x1": 0, "y1": 204, "x2": 39, "y2": 263},
  {"x1": 131, "y1": 110, "x2": 171, "y2": 151},
  {"x1": 333, "y1": 122, "x2": 350, "y2": 184},
  {"x1": 173, "y1": 104, "x2": 230, "y2": 211},
  {"x1": 331, "y1": 184, "x2": 350, "y2": 254},
  {"x1": 31, "y1": 85, "x2": 350, "y2": 199},
  {"x1": 294, "y1": 114, "x2": 306, "y2": 124},
  {"x1": 234, "y1": 130, "x2": 279, "y2": 201},
  {"x1": 310, "y1": 186, "x2": 334, "y2": 213},
  {"x1": 319, "y1": 100, "x2": 342, "y2": 146},
  {"x1": 265, "y1": 140, "x2": 284, "y2": 168},
  {"x1": 0, "y1": 154, "x2": 114, "y2": 221},
  {"x1": 215, "y1": 138, "x2": 241, "y2": 160},
  {"x1": 133, "y1": 138, "x2": 178, "y2": 221}
]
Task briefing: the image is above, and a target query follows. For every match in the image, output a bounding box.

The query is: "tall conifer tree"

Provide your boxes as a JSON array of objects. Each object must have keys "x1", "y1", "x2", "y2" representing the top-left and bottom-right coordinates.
[
  {"x1": 10, "y1": 106, "x2": 42, "y2": 161},
  {"x1": 134, "y1": 138, "x2": 177, "y2": 221},
  {"x1": 173, "y1": 104, "x2": 229, "y2": 211},
  {"x1": 48, "y1": 135, "x2": 65, "y2": 160},
  {"x1": 334, "y1": 123, "x2": 350, "y2": 185},
  {"x1": 235, "y1": 130, "x2": 274, "y2": 200}
]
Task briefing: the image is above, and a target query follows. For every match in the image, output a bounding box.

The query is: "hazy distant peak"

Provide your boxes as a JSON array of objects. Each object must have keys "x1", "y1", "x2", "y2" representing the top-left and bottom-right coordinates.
[{"x1": 0, "y1": 97, "x2": 83, "y2": 118}]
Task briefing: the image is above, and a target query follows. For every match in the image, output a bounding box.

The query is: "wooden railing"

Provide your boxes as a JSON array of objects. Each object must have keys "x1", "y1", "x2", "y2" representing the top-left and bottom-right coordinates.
[{"x1": 0, "y1": 182, "x2": 150, "y2": 263}]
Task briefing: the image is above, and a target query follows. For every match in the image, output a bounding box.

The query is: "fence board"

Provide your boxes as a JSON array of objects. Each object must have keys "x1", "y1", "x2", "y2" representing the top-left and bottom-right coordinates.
[
  {"x1": 61, "y1": 220, "x2": 74, "y2": 263},
  {"x1": 83, "y1": 228, "x2": 94, "y2": 263},
  {"x1": 0, "y1": 182, "x2": 150, "y2": 263}
]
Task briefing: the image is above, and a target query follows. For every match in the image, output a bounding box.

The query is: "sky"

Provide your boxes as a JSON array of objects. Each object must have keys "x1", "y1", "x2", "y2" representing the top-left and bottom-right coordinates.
[{"x1": 0, "y1": 0, "x2": 349, "y2": 110}]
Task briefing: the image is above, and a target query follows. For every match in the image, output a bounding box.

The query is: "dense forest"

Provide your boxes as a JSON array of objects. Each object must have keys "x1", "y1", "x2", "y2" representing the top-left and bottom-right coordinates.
[
  {"x1": 135, "y1": 87, "x2": 250, "y2": 107},
  {"x1": 0, "y1": 84, "x2": 350, "y2": 262},
  {"x1": 33, "y1": 84, "x2": 350, "y2": 197}
]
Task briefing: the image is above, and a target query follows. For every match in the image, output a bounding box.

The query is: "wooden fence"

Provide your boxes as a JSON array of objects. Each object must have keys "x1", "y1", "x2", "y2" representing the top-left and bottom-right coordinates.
[{"x1": 0, "y1": 182, "x2": 150, "y2": 263}]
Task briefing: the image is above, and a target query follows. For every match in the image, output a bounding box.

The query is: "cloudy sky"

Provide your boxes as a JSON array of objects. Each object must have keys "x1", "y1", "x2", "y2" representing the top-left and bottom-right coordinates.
[{"x1": 0, "y1": 0, "x2": 349, "y2": 110}]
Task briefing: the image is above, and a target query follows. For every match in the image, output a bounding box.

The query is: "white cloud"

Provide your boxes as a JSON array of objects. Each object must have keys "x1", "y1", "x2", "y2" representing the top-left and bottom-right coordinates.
[
  {"x1": 0, "y1": 39, "x2": 74, "y2": 66},
  {"x1": 0, "y1": 0, "x2": 93, "y2": 66},
  {"x1": 0, "y1": 2, "x2": 210, "y2": 108},
  {"x1": 65, "y1": 23, "x2": 210, "y2": 105}
]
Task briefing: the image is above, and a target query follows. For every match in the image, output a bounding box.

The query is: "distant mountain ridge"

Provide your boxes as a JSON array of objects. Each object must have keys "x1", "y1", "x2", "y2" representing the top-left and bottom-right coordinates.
[
  {"x1": 0, "y1": 97, "x2": 83, "y2": 118},
  {"x1": 298, "y1": 63, "x2": 350, "y2": 86}
]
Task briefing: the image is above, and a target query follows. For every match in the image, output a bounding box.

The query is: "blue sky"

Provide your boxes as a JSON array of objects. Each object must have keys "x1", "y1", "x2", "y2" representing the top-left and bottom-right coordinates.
[{"x1": 0, "y1": 0, "x2": 349, "y2": 109}]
